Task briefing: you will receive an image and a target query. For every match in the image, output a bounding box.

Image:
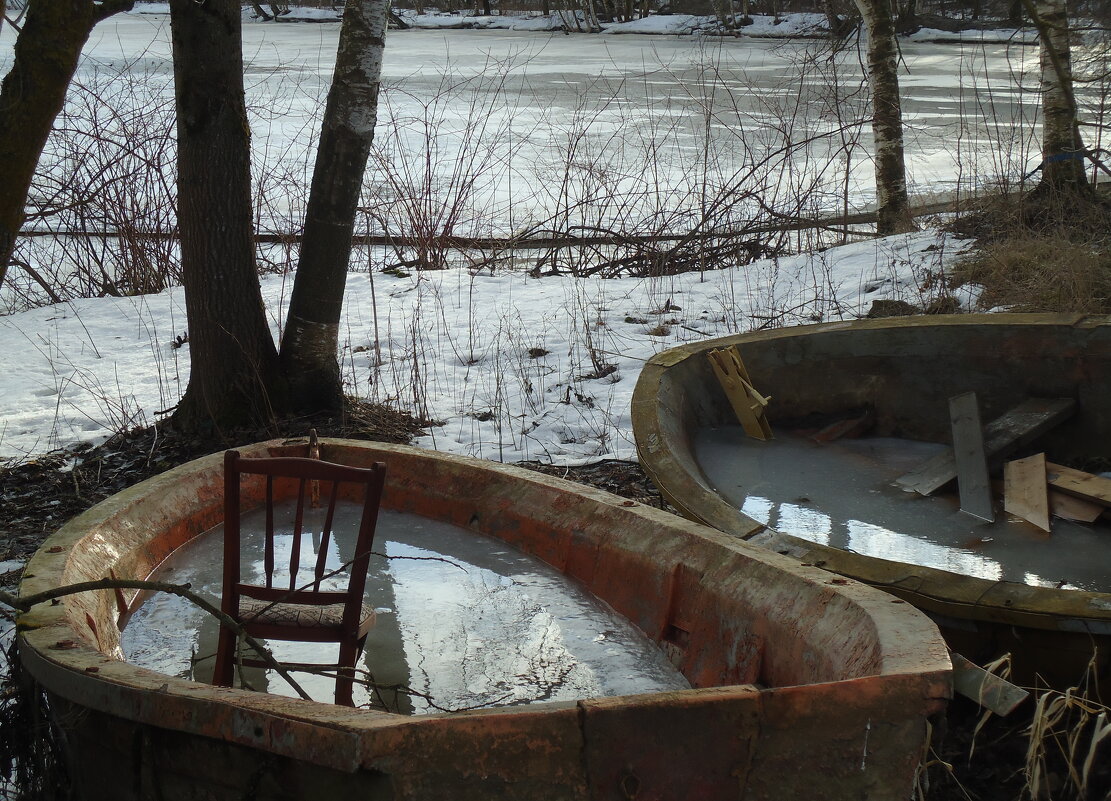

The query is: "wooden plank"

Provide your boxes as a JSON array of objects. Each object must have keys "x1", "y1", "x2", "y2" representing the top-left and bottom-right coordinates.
[
  {"x1": 895, "y1": 397, "x2": 1076, "y2": 496},
  {"x1": 1045, "y1": 462, "x2": 1111, "y2": 508},
  {"x1": 950, "y1": 652, "x2": 1029, "y2": 716},
  {"x1": 810, "y1": 410, "x2": 875, "y2": 444},
  {"x1": 1049, "y1": 490, "x2": 1104, "y2": 523},
  {"x1": 707, "y1": 347, "x2": 773, "y2": 441},
  {"x1": 949, "y1": 392, "x2": 994, "y2": 522},
  {"x1": 1004, "y1": 453, "x2": 1050, "y2": 532}
]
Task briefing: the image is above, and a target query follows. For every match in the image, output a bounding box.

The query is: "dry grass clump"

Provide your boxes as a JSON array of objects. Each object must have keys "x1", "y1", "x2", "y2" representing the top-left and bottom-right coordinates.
[
  {"x1": 955, "y1": 236, "x2": 1111, "y2": 313},
  {"x1": 948, "y1": 190, "x2": 1111, "y2": 314}
]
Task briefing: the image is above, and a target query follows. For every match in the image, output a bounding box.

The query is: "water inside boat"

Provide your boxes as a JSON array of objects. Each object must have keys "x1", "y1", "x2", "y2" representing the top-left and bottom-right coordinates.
[
  {"x1": 694, "y1": 427, "x2": 1111, "y2": 592},
  {"x1": 122, "y1": 504, "x2": 689, "y2": 713}
]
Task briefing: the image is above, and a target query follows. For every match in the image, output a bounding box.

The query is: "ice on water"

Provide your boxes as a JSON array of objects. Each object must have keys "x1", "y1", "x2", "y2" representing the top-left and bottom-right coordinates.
[
  {"x1": 696, "y1": 428, "x2": 1111, "y2": 592},
  {"x1": 123, "y1": 504, "x2": 689, "y2": 712}
]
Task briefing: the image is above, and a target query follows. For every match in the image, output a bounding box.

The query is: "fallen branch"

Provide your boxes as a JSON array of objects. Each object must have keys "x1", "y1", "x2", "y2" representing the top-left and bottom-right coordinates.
[{"x1": 2, "y1": 578, "x2": 311, "y2": 701}]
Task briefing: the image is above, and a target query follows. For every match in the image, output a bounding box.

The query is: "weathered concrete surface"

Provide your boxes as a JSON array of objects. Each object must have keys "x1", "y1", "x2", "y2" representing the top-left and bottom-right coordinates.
[
  {"x1": 20, "y1": 440, "x2": 950, "y2": 800},
  {"x1": 632, "y1": 313, "x2": 1111, "y2": 687}
]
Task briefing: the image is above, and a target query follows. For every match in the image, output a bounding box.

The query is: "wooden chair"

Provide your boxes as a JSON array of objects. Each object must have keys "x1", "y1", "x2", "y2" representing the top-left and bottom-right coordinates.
[{"x1": 212, "y1": 449, "x2": 386, "y2": 706}]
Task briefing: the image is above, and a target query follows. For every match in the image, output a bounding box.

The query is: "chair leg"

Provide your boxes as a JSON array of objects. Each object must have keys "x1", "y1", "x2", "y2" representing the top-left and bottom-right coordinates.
[
  {"x1": 212, "y1": 624, "x2": 236, "y2": 688},
  {"x1": 336, "y1": 641, "x2": 359, "y2": 707}
]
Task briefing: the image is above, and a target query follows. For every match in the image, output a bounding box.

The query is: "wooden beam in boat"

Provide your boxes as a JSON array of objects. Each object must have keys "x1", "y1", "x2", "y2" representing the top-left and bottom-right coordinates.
[
  {"x1": 949, "y1": 652, "x2": 1029, "y2": 716},
  {"x1": 1049, "y1": 490, "x2": 1104, "y2": 523},
  {"x1": 1004, "y1": 453, "x2": 1050, "y2": 532},
  {"x1": 949, "y1": 392, "x2": 994, "y2": 522},
  {"x1": 895, "y1": 397, "x2": 1076, "y2": 496},
  {"x1": 810, "y1": 409, "x2": 875, "y2": 444},
  {"x1": 1045, "y1": 462, "x2": 1111, "y2": 508},
  {"x1": 707, "y1": 346, "x2": 773, "y2": 441}
]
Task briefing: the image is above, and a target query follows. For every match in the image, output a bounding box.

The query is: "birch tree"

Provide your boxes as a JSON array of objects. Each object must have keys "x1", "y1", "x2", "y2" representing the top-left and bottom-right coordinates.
[
  {"x1": 0, "y1": 0, "x2": 134, "y2": 292},
  {"x1": 1024, "y1": 0, "x2": 1090, "y2": 193},
  {"x1": 854, "y1": 0, "x2": 916, "y2": 234},
  {"x1": 169, "y1": 0, "x2": 389, "y2": 433},
  {"x1": 279, "y1": 0, "x2": 389, "y2": 412}
]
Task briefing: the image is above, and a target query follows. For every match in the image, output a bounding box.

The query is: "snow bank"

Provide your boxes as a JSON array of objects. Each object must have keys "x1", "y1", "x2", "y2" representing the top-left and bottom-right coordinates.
[{"x1": 0, "y1": 231, "x2": 977, "y2": 465}]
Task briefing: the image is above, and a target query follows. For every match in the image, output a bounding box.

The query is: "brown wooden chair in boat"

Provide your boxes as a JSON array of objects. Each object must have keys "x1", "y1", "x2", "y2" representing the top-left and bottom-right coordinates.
[{"x1": 212, "y1": 449, "x2": 387, "y2": 706}]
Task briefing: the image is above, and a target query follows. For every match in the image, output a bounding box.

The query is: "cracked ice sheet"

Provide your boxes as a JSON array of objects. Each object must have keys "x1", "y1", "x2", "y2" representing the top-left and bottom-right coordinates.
[{"x1": 0, "y1": 230, "x2": 976, "y2": 465}]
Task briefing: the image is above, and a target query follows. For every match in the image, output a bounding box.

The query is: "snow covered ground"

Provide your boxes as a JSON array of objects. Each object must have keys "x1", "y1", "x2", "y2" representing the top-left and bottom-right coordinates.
[
  {"x1": 0, "y1": 6, "x2": 1063, "y2": 465},
  {"x1": 0, "y1": 230, "x2": 978, "y2": 464}
]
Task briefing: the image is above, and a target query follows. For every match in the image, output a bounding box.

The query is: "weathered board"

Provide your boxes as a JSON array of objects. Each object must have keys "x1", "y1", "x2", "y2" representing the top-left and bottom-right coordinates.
[
  {"x1": 707, "y1": 346, "x2": 773, "y2": 441},
  {"x1": 810, "y1": 410, "x2": 875, "y2": 444},
  {"x1": 1046, "y1": 462, "x2": 1111, "y2": 508},
  {"x1": 895, "y1": 397, "x2": 1076, "y2": 496},
  {"x1": 1048, "y1": 490, "x2": 1104, "y2": 523},
  {"x1": 1004, "y1": 453, "x2": 1050, "y2": 532},
  {"x1": 950, "y1": 392, "x2": 994, "y2": 522},
  {"x1": 950, "y1": 652, "x2": 1029, "y2": 716}
]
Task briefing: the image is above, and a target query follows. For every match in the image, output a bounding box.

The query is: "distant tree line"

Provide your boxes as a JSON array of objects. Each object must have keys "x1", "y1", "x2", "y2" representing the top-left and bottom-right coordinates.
[{"x1": 262, "y1": 0, "x2": 1101, "y2": 24}]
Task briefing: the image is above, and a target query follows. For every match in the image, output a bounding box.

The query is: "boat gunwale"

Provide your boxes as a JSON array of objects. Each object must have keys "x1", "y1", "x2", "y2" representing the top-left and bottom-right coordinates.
[{"x1": 17, "y1": 439, "x2": 951, "y2": 778}]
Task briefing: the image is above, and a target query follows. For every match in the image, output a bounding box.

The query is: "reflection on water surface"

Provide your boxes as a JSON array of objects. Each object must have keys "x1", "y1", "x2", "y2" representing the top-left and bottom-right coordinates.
[
  {"x1": 696, "y1": 427, "x2": 1111, "y2": 592},
  {"x1": 123, "y1": 506, "x2": 688, "y2": 712}
]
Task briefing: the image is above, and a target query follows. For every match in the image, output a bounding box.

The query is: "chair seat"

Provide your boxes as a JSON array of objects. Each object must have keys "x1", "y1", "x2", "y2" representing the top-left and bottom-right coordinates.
[{"x1": 240, "y1": 597, "x2": 376, "y2": 633}]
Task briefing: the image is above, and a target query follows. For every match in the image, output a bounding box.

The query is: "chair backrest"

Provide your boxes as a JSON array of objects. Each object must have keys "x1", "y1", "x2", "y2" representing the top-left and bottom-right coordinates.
[{"x1": 222, "y1": 450, "x2": 387, "y2": 625}]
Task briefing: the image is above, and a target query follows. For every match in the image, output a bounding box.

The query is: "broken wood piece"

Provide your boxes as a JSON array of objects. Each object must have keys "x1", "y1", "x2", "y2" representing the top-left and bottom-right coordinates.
[
  {"x1": 950, "y1": 652, "x2": 1029, "y2": 716},
  {"x1": 737, "y1": 375, "x2": 770, "y2": 408},
  {"x1": 895, "y1": 397, "x2": 1075, "y2": 496},
  {"x1": 309, "y1": 428, "x2": 322, "y2": 508},
  {"x1": 1045, "y1": 462, "x2": 1111, "y2": 509},
  {"x1": 707, "y1": 346, "x2": 773, "y2": 441},
  {"x1": 810, "y1": 410, "x2": 875, "y2": 444},
  {"x1": 1004, "y1": 453, "x2": 1050, "y2": 532},
  {"x1": 949, "y1": 392, "x2": 994, "y2": 522},
  {"x1": 1048, "y1": 490, "x2": 1104, "y2": 523}
]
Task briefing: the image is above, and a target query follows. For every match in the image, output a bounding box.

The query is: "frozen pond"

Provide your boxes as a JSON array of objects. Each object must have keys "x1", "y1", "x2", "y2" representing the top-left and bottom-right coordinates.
[
  {"x1": 695, "y1": 427, "x2": 1111, "y2": 592},
  {"x1": 123, "y1": 504, "x2": 689, "y2": 713},
  {"x1": 1, "y1": 11, "x2": 1057, "y2": 238}
]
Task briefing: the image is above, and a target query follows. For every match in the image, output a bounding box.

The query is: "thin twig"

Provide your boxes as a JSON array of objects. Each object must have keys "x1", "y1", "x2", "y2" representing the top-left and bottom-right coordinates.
[{"x1": 3, "y1": 578, "x2": 311, "y2": 701}]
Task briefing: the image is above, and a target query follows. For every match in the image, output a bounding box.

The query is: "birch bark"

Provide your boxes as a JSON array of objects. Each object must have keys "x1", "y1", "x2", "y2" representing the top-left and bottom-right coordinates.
[
  {"x1": 1026, "y1": 0, "x2": 1089, "y2": 191},
  {"x1": 280, "y1": 0, "x2": 389, "y2": 412},
  {"x1": 854, "y1": 0, "x2": 916, "y2": 234}
]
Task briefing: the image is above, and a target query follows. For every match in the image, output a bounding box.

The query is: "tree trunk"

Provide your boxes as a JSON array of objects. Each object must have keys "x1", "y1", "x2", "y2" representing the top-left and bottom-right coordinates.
[
  {"x1": 1026, "y1": 0, "x2": 1088, "y2": 191},
  {"x1": 895, "y1": 0, "x2": 917, "y2": 32},
  {"x1": 279, "y1": 0, "x2": 388, "y2": 413},
  {"x1": 169, "y1": 0, "x2": 286, "y2": 435},
  {"x1": 0, "y1": 0, "x2": 132, "y2": 291},
  {"x1": 855, "y1": 0, "x2": 916, "y2": 234}
]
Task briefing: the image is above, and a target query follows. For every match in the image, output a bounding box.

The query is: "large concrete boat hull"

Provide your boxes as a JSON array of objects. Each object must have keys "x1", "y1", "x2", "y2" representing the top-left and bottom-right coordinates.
[
  {"x1": 632, "y1": 313, "x2": 1111, "y2": 688},
  {"x1": 20, "y1": 439, "x2": 949, "y2": 800}
]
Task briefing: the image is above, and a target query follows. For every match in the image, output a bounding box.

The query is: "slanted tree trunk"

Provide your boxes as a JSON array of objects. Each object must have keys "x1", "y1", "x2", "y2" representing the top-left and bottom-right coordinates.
[
  {"x1": 854, "y1": 0, "x2": 916, "y2": 234},
  {"x1": 1025, "y1": 0, "x2": 1089, "y2": 192},
  {"x1": 823, "y1": 0, "x2": 856, "y2": 40},
  {"x1": 0, "y1": 0, "x2": 133, "y2": 291},
  {"x1": 280, "y1": 0, "x2": 388, "y2": 413},
  {"x1": 895, "y1": 0, "x2": 917, "y2": 32},
  {"x1": 169, "y1": 0, "x2": 287, "y2": 434}
]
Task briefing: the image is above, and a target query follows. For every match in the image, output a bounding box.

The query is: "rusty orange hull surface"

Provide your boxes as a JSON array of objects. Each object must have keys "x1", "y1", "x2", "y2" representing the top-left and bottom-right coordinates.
[{"x1": 20, "y1": 440, "x2": 950, "y2": 800}]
